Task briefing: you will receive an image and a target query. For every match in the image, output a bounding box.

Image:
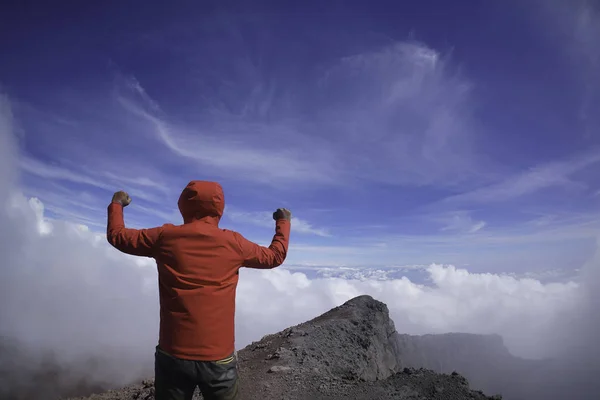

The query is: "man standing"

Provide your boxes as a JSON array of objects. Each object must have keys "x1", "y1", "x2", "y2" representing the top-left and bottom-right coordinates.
[{"x1": 106, "y1": 180, "x2": 291, "y2": 400}]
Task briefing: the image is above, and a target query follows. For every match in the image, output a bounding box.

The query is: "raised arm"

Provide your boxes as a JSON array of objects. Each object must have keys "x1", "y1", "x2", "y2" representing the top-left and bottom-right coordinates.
[
  {"x1": 234, "y1": 208, "x2": 291, "y2": 269},
  {"x1": 106, "y1": 191, "x2": 163, "y2": 257}
]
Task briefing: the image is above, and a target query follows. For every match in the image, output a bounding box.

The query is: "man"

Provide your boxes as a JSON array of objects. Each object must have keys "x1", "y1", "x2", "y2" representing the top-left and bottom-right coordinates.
[{"x1": 106, "y1": 180, "x2": 291, "y2": 400}]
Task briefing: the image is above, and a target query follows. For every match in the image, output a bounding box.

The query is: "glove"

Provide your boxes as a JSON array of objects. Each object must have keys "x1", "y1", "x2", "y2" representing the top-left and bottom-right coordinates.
[
  {"x1": 111, "y1": 191, "x2": 132, "y2": 207},
  {"x1": 273, "y1": 208, "x2": 292, "y2": 221}
]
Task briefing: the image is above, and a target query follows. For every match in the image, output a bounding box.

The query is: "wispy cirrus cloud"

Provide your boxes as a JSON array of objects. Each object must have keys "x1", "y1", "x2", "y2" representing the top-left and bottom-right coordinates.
[
  {"x1": 13, "y1": 36, "x2": 497, "y2": 233},
  {"x1": 381, "y1": 213, "x2": 600, "y2": 251},
  {"x1": 226, "y1": 210, "x2": 331, "y2": 237},
  {"x1": 525, "y1": 213, "x2": 558, "y2": 227},
  {"x1": 533, "y1": 0, "x2": 600, "y2": 137},
  {"x1": 314, "y1": 42, "x2": 491, "y2": 188},
  {"x1": 116, "y1": 85, "x2": 340, "y2": 187},
  {"x1": 560, "y1": 1, "x2": 600, "y2": 131},
  {"x1": 442, "y1": 152, "x2": 600, "y2": 204},
  {"x1": 20, "y1": 157, "x2": 113, "y2": 191},
  {"x1": 19, "y1": 156, "x2": 167, "y2": 204},
  {"x1": 437, "y1": 211, "x2": 487, "y2": 234},
  {"x1": 115, "y1": 39, "x2": 488, "y2": 190}
]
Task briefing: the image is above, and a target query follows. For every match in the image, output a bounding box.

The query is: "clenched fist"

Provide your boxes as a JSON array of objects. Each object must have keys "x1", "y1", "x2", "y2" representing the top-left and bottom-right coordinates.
[
  {"x1": 273, "y1": 208, "x2": 292, "y2": 221},
  {"x1": 112, "y1": 191, "x2": 132, "y2": 207}
]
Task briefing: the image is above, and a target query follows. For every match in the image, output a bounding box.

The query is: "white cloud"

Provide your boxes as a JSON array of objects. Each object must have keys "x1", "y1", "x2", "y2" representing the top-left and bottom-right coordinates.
[
  {"x1": 1, "y1": 186, "x2": 585, "y2": 367},
  {"x1": 291, "y1": 217, "x2": 331, "y2": 237},
  {"x1": 467, "y1": 221, "x2": 486, "y2": 233},
  {"x1": 434, "y1": 211, "x2": 487, "y2": 234},
  {"x1": 444, "y1": 152, "x2": 600, "y2": 204},
  {"x1": 526, "y1": 213, "x2": 558, "y2": 227},
  {"x1": 227, "y1": 210, "x2": 331, "y2": 237},
  {"x1": 384, "y1": 215, "x2": 600, "y2": 248},
  {"x1": 285, "y1": 264, "x2": 429, "y2": 281},
  {"x1": 101, "y1": 171, "x2": 169, "y2": 192}
]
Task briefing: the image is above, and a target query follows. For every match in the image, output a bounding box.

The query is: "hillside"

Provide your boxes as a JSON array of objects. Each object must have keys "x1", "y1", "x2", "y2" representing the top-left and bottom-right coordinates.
[{"x1": 69, "y1": 295, "x2": 500, "y2": 400}]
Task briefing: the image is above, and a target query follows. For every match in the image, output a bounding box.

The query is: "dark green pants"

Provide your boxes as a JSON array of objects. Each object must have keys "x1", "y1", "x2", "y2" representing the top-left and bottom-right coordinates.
[{"x1": 154, "y1": 346, "x2": 239, "y2": 400}]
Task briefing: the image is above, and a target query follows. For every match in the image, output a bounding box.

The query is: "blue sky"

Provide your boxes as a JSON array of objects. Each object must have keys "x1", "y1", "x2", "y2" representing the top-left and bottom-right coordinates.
[{"x1": 1, "y1": 0, "x2": 599, "y2": 275}]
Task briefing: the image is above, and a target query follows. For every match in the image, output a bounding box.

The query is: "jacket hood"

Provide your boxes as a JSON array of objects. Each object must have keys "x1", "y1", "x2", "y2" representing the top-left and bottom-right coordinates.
[{"x1": 178, "y1": 181, "x2": 225, "y2": 224}]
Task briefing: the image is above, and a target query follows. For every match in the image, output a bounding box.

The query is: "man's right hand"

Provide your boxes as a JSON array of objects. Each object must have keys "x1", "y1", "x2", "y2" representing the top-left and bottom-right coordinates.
[{"x1": 273, "y1": 208, "x2": 292, "y2": 221}]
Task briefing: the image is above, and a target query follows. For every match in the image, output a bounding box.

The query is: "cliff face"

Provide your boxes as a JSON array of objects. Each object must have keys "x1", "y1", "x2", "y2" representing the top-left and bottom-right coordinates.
[
  {"x1": 269, "y1": 294, "x2": 402, "y2": 382},
  {"x1": 397, "y1": 332, "x2": 600, "y2": 400},
  {"x1": 70, "y1": 295, "x2": 499, "y2": 400},
  {"x1": 396, "y1": 333, "x2": 536, "y2": 399}
]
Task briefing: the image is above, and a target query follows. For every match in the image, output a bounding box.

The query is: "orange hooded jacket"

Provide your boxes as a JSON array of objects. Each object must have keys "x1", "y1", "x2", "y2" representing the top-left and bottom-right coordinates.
[{"x1": 106, "y1": 180, "x2": 290, "y2": 361}]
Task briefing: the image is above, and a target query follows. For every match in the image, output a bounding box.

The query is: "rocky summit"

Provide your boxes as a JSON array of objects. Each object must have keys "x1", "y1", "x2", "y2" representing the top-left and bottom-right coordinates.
[{"x1": 70, "y1": 295, "x2": 500, "y2": 400}]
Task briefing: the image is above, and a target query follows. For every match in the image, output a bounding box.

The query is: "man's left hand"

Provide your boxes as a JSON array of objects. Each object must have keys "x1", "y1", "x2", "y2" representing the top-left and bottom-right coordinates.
[{"x1": 112, "y1": 191, "x2": 132, "y2": 207}]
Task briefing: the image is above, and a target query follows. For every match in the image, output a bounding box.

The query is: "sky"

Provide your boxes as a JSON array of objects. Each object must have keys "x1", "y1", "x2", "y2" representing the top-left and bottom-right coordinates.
[
  {"x1": 1, "y1": 0, "x2": 599, "y2": 274},
  {"x1": 0, "y1": 0, "x2": 599, "y2": 398}
]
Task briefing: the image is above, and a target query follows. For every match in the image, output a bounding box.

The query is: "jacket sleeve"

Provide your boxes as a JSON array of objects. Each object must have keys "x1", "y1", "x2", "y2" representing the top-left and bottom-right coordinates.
[
  {"x1": 234, "y1": 219, "x2": 290, "y2": 269},
  {"x1": 106, "y1": 203, "x2": 163, "y2": 257}
]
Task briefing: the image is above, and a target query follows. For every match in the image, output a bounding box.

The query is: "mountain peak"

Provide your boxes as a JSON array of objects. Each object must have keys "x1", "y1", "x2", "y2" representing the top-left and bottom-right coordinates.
[{"x1": 69, "y1": 295, "x2": 499, "y2": 400}]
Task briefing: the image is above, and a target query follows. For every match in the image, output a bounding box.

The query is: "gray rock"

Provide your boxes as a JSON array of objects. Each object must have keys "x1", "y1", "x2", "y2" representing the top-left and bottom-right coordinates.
[
  {"x1": 283, "y1": 295, "x2": 402, "y2": 382},
  {"x1": 268, "y1": 366, "x2": 292, "y2": 373}
]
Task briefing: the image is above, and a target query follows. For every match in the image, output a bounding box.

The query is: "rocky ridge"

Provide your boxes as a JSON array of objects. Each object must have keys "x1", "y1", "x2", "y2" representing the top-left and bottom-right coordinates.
[{"x1": 70, "y1": 295, "x2": 500, "y2": 400}]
